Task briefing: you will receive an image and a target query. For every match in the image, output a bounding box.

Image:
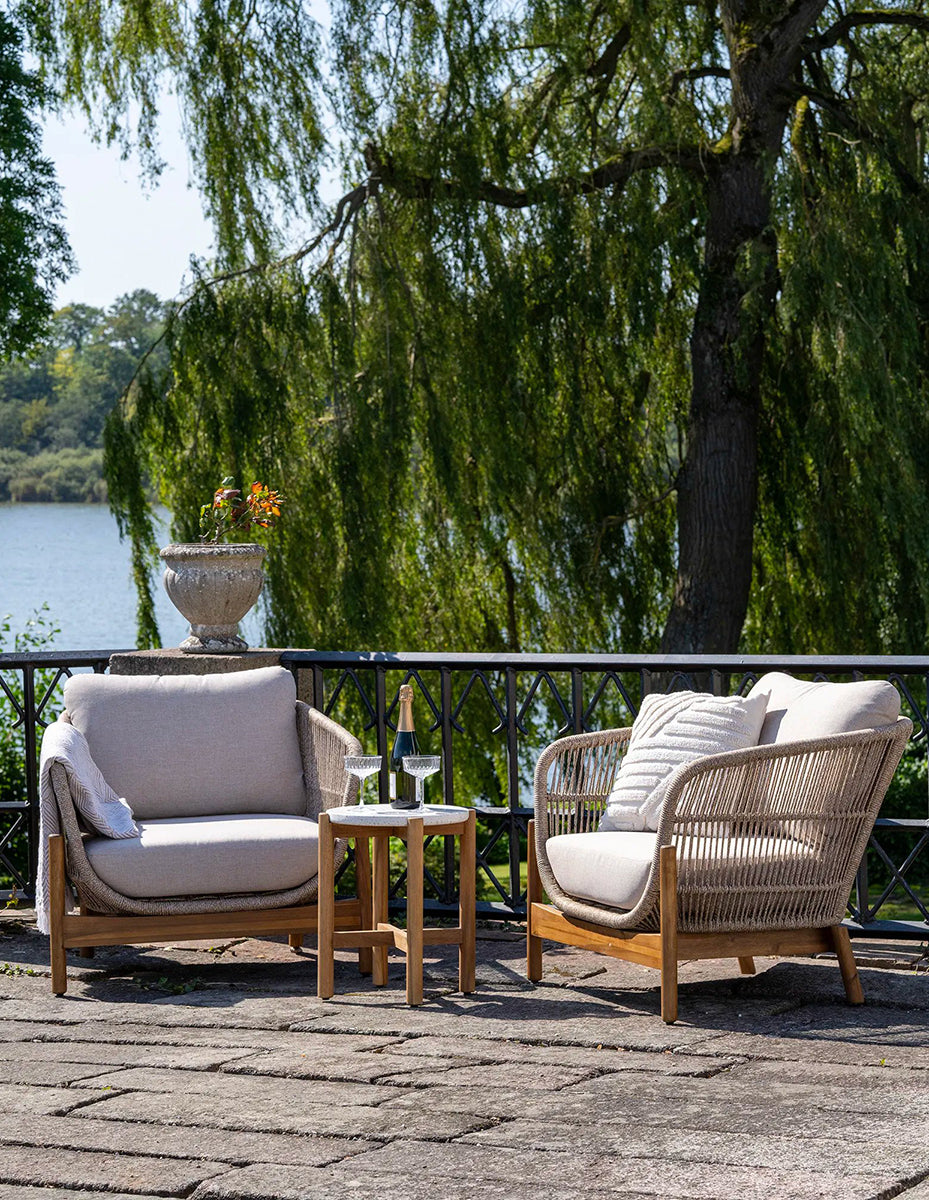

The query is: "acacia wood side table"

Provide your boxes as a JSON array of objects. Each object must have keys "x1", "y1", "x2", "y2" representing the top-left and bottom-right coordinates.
[{"x1": 317, "y1": 803, "x2": 476, "y2": 1005}]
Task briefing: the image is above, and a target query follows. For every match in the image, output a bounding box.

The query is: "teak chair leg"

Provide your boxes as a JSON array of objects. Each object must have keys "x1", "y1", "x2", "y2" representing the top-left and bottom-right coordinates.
[
  {"x1": 659, "y1": 844, "x2": 678, "y2": 1025},
  {"x1": 48, "y1": 835, "x2": 68, "y2": 996},
  {"x1": 738, "y1": 956, "x2": 756, "y2": 975},
  {"x1": 526, "y1": 820, "x2": 543, "y2": 982},
  {"x1": 459, "y1": 810, "x2": 476, "y2": 994},
  {"x1": 830, "y1": 925, "x2": 865, "y2": 1005},
  {"x1": 288, "y1": 933, "x2": 304, "y2": 950},
  {"x1": 316, "y1": 813, "x2": 335, "y2": 999}
]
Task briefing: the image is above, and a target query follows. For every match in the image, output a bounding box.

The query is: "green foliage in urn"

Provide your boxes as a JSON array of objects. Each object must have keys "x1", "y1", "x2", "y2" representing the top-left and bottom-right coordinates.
[{"x1": 199, "y1": 479, "x2": 285, "y2": 544}]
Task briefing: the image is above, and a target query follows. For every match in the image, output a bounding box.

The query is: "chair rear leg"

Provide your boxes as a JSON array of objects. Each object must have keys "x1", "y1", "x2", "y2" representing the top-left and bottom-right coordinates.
[
  {"x1": 78, "y1": 907, "x2": 95, "y2": 958},
  {"x1": 659, "y1": 844, "x2": 678, "y2": 1024},
  {"x1": 288, "y1": 934, "x2": 304, "y2": 950},
  {"x1": 526, "y1": 820, "x2": 543, "y2": 982},
  {"x1": 830, "y1": 926, "x2": 864, "y2": 1004},
  {"x1": 48, "y1": 835, "x2": 68, "y2": 996},
  {"x1": 737, "y1": 956, "x2": 756, "y2": 975}
]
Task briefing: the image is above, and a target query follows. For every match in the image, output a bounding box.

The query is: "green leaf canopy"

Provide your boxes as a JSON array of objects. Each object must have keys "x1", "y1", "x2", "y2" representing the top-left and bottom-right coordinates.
[{"x1": 30, "y1": 0, "x2": 929, "y2": 653}]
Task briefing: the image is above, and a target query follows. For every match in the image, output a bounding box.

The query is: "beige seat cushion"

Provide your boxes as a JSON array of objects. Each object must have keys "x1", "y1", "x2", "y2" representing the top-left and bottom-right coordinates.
[
  {"x1": 84, "y1": 814, "x2": 320, "y2": 899},
  {"x1": 547, "y1": 832, "x2": 658, "y2": 911},
  {"x1": 748, "y1": 672, "x2": 900, "y2": 745},
  {"x1": 547, "y1": 830, "x2": 816, "y2": 913},
  {"x1": 63, "y1": 667, "x2": 307, "y2": 820}
]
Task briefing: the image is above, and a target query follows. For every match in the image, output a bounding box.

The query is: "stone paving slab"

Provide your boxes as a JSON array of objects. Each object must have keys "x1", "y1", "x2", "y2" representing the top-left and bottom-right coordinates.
[
  {"x1": 0, "y1": 1039, "x2": 261, "y2": 1071},
  {"x1": 0, "y1": 1080, "x2": 107, "y2": 1115},
  {"x1": 0, "y1": 1189, "x2": 167, "y2": 1200},
  {"x1": 1, "y1": 921, "x2": 928, "y2": 1199},
  {"x1": 189, "y1": 1164, "x2": 657, "y2": 1200},
  {"x1": 75, "y1": 1089, "x2": 494, "y2": 1140},
  {"x1": 461, "y1": 1117, "x2": 929, "y2": 1175},
  {"x1": 375, "y1": 1032, "x2": 741, "y2": 1073},
  {"x1": 0, "y1": 1112, "x2": 377, "y2": 1168},
  {"x1": 0, "y1": 1143, "x2": 228, "y2": 1194},
  {"x1": 685, "y1": 1003, "x2": 929, "y2": 1067},
  {"x1": 300, "y1": 1137, "x2": 898, "y2": 1199},
  {"x1": 70, "y1": 1065, "x2": 400, "y2": 1107}
]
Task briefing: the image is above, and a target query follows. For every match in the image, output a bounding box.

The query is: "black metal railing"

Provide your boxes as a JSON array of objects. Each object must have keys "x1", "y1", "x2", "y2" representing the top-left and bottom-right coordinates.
[{"x1": 2, "y1": 649, "x2": 928, "y2": 937}]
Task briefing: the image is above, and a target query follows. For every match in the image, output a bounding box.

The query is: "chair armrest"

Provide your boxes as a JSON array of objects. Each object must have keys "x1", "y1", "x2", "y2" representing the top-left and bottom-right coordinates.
[
  {"x1": 655, "y1": 719, "x2": 913, "y2": 840},
  {"x1": 652, "y1": 718, "x2": 912, "y2": 930},
  {"x1": 533, "y1": 727, "x2": 633, "y2": 838},
  {"x1": 296, "y1": 702, "x2": 363, "y2": 817}
]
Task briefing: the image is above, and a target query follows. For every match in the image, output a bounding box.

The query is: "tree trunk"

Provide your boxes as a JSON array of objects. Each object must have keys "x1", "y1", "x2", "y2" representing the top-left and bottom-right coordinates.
[
  {"x1": 660, "y1": 0, "x2": 825, "y2": 653},
  {"x1": 660, "y1": 156, "x2": 774, "y2": 654}
]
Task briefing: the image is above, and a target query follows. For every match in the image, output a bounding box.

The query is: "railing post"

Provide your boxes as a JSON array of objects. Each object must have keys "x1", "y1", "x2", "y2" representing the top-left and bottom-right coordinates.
[
  {"x1": 441, "y1": 667, "x2": 456, "y2": 905},
  {"x1": 22, "y1": 666, "x2": 39, "y2": 899},
  {"x1": 571, "y1": 669, "x2": 584, "y2": 734},
  {"x1": 505, "y1": 666, "x2": 521, "y2": 907},
  {"x1": 855, "y1": 852, "x2": 871, "y2": 926},
  {"x1": 375, "y1": 666, "x2": 388, "y2": 803}
]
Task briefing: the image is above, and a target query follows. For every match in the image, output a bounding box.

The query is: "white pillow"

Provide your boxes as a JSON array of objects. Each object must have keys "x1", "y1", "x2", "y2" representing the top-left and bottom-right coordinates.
[
  {"x1": 747, "y1": 672, "x2": 900, "y2": 745},
  {"x1": 598, "y1": 691, "x2": 767, "y2": 832}
]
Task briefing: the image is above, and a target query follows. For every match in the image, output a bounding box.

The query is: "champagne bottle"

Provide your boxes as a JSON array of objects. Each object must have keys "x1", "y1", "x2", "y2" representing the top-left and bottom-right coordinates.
[{"x1": 390, "y1": 683, "x2": 420, "y2": 809}]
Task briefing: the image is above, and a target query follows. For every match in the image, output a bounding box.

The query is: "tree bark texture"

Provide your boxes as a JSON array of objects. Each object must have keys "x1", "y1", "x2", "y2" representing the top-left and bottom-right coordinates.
[{"x1": 660, "y1": 0, "x2": 827, "y2": 653}]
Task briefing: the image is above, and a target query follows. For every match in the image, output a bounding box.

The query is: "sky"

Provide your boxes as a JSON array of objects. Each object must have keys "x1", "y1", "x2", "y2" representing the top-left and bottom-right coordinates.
[{"x1": 44, "y1": 107, "x2": 216, "y2": 312}]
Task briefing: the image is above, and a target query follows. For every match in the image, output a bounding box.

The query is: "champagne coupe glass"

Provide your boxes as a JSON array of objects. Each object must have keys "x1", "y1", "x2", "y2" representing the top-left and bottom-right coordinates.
[
  {"x1": 402, "y1": 755, "x2": 442, "y2": 810},
  {"x1": 343, "y1": 755, "x2": 382, "y2": 805}
]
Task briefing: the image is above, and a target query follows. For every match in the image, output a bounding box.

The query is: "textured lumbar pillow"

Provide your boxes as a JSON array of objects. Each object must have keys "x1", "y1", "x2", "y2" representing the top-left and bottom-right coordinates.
[
  {"x1": 747, "y1": 672, "x2": 900, "y2": 744},
  {"x1": 598, "y1": 690, "x2": 767, "y2": 832}
]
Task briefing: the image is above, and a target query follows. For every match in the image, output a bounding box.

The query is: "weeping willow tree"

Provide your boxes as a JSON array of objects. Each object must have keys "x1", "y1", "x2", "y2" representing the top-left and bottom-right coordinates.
[
  {"x1": 0, "y1": 8, "x2": 71, "y2": 357},
  {"x1": 27, "y1": 0, "x2": 929, "y2": 654}
]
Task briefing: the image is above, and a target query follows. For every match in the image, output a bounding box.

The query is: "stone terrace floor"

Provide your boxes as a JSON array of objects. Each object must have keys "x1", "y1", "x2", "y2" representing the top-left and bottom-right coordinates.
[{"x1": 0, "y1": 911, "x2": 927, "y2": 1200}]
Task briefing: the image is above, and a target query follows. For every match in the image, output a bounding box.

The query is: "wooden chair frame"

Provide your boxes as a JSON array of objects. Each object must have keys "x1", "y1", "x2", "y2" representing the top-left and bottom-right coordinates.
[
  {"x1": 42, "y1": 700, "x2": 368, "y2": 995},
  {"x1": 526, "y1": 717, "x2": 911, "y2": 1023},
  {"x1": 48, "y1": 834, "x2": 364, "y2": 995},
  {"x1": 527, "y1": 824, "x2": 862, "y2": 1023}
]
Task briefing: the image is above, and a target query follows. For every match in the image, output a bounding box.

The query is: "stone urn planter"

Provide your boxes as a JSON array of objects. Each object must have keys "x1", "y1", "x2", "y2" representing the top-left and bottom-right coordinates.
[{"x1": 159, "y1": 543, "x2": 266, "y2": 653}]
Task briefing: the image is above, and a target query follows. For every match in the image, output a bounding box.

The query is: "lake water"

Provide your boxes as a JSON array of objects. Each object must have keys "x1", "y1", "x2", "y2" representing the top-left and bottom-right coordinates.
[{"x1": 1, "y1": 503, "x2": 262, "y2": 652}]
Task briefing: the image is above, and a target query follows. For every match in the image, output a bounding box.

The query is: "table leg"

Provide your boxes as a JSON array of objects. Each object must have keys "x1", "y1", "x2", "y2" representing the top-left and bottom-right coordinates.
[
  {"x1": 459, "y1": 810, "x2": 476, "y2": 993},
  {"x1": 372, "y1": 833, "x2": 390, "y2": 986},
  {"x1": 406, "y1": 815, "x2": 424, "y2": 1006},
  {"x1": 317, "y1": 812, "x2": 335, "y2": 999},
  {"x1": 353, "y1": 835, "x2": 373, "y2": 976}
]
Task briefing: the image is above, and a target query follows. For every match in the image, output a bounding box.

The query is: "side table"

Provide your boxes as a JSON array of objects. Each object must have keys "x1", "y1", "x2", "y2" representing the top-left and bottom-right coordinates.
[{"x1": 317, "y1": 804, "x2": 476, "y2": 1005}]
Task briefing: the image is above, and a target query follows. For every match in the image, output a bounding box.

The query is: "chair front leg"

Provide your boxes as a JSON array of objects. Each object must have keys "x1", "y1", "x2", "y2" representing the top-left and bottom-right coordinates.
[
  {"x1": 316, "y1": 813, "x2": 335, "y2": 999},
  {"x1": 527, "y1": 819, "x2": 543, "y2": 982},
  {"x1": 830, "y1": 925, "x2": 864, "y2": 1004},
  {"x1": 659, "y1": 843, "x2": 678, "y2": 1024},
  {"x1": 48, "y1": 835, "x2": 69, "y2": 996}
]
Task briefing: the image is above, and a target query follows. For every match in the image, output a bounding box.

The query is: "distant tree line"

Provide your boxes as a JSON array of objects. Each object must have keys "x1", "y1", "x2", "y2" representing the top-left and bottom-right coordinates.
[{"x1": 0, "y1": 290, "x2": 166, "y2": 502}]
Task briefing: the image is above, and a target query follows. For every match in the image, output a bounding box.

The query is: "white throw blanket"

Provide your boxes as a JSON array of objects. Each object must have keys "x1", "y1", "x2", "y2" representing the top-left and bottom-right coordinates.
[{"x1": 37, "y1": 717, "x2": 139, "y2": 935}]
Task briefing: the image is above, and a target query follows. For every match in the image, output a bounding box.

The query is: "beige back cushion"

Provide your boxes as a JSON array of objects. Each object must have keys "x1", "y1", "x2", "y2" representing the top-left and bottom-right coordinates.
[
  {"x1": 748, "y1": 672, "x2": 901, "y2": 745},
  {"x1": 63, "y1": 667, "x2": 307, "y2": 819}
]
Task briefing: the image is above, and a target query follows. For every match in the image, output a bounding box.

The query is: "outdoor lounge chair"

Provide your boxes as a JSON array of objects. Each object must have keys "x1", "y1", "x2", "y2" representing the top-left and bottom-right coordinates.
[
  {"x1": 527, "y1": 673, "x2": 911, "y2": 1022},
  {"x1": 39, "y1": 666, "x2": 366, "y2": 994}
]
